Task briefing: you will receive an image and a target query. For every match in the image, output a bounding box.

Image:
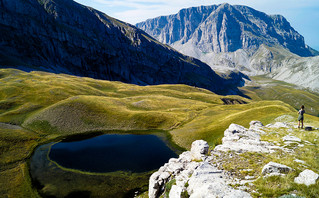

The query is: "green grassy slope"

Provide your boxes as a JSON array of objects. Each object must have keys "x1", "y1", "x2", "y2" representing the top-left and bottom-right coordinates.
[
  {"x1": 0, "y1": 124, "x2": 40, "y2": 198},
  {"x1": 240, "y1": 76, "x2": 319, "y2": 117},
  {"x1": 1, "y1": 68, "x2": 318, "y2": 197},
  {"x1": 170, "y1": 100, "x2": 296, "y2": 149},
  {"x1": 0, "y1": 69, "x2": 247, "y2": 136},
  {"x1": 1, "y1": 69, "x2": 300, "y2": 148}
]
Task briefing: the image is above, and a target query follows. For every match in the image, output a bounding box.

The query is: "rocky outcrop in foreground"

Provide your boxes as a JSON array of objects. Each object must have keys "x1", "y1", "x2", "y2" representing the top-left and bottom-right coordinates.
[
  {"x1": 0, "y1": 0, "x2": 244, "y2": 95},
  {"x1": 148, "y1": 120, "x2": 319, "y2": 197},
  {"x1": 149, "y1": 140, "x2": 251, "y2": 198}
]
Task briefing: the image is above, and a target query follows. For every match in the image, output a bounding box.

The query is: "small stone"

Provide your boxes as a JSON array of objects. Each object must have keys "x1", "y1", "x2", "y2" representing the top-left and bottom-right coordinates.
[
  {"x1": 294, "y1": 159, "x2": 306, "y2": 165},
  {"x1": 262, "y1": 162, "x2": 292, "y2": 175},
  {"x1": 294, "y1": 169, "x2": 319, "y2": 186},
  {"x1": 244, "y1": 176, "x2": 255, "y2": 180},
  {"x1": 266, "y1": 122, "x2": 290, "y2": 128},
  {"x1": 282, "y1": 135, "x2": 301, "y2": 142},
  {"x1": 249, "y1": 120, "x2": 264, "y2": 127}
]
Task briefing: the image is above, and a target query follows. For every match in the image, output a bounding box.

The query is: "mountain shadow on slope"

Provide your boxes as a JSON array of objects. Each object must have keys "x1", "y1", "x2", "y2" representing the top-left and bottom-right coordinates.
[{"x1": 0, "y1": 0, "x2": 245, "y2": 95}]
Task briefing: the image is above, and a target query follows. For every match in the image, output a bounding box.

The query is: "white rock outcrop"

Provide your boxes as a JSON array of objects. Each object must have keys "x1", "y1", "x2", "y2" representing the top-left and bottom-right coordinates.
[
  {"x1": 169, "y1": 185, "x2": 183, "y2": 198},
  {"x1": 214, "y1": 124, "x2": 277, "y2": 153},
  {"x1": 148, "y1": 121, "x2": 309, "y2": 197},
  {"x1": 190, "y1": 140, "x2": 209, "y2": 161},
  {"x1": 294, "y1": 169, "x2": 319, "y2": 186},
  {"x1": 187, "y1": 162, "x2": 251, "y2": 198},
  {"x1": 148, "y1": 140, "x2": 251, "y2": 198},
  {"x1": 261, "y1": 162, "x2": 292, "y2": 176},
  {"x1": 148, "y1": 141, "x2": 202, "y2": 198}
]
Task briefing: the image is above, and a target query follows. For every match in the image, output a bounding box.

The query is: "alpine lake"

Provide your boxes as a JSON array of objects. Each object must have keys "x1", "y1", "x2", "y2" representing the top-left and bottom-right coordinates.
[{"x1": 29, "y1": 131, "x2": 180, "y2": 198}]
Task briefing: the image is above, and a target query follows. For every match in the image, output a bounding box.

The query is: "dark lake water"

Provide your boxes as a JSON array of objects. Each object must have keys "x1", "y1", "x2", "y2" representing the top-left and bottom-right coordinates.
[{"x1": 49, "y1": 134, "x2": 178, "y2": 173}]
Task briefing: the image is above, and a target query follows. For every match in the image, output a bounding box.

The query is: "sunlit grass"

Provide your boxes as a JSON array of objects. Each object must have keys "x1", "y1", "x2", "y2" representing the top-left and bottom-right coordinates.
[
  {"x1": 241, "y1": 76, "x2": 319, "y2": 117},
  {"x1": 1, "y1": 68, "x2": 318, "y2": 197},
  {"x1": 0, "y1": 126, "x2": 41, "y2": 198},
  {"x1": 170, "y1": 101, "x2": 295, "y2": 149}
]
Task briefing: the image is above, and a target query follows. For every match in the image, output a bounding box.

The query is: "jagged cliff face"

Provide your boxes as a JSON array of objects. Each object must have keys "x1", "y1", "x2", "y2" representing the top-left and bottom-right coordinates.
[
  {"x1": 0, "y1": 0, "x2": 243, "y2": 94},
  {"x1": 136, "y1": 3, "x2": 315, "y2": 57},
  {"x1": 136, "y1": 3, "x2": 319, "y2": 92}
]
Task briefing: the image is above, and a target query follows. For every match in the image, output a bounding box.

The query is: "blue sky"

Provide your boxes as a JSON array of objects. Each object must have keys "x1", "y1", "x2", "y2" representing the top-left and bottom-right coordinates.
[{"x1": 74, "y1": 0, "x2": 319, "y2": 51}]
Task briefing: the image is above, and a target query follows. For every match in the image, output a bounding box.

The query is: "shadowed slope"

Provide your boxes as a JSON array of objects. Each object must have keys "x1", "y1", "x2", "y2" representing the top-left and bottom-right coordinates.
[{"x1": 0, "y1": 0, "x2": 243, "y2": 94}]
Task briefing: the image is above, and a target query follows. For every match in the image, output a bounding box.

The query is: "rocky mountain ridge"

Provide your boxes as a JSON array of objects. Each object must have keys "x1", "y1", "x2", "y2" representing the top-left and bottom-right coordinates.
[
  {"x1": 136, "y1": 4, "x2": 319, "y2": 92},
  {"x1": 136, "y1": 3, "x2": 317, "y2": 57},
  {"x1": 147, "y1": 118, "x2": 319, "y2": 197},
  {"x1": 0, "y1": 0, "x2": 244, "y2": 94}
]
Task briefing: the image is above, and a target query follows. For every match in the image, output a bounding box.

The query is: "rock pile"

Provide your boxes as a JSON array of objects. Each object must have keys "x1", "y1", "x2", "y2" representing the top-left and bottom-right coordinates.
[
  {"x1": 214, "y1": 122, "x2": 279, "y2": 153},
  {"x1": 148, "y1": 140, "x2": 252, "y2": 198},
  {"x1": 148, "y1": 120, "x2": 318, "y2": 197}
]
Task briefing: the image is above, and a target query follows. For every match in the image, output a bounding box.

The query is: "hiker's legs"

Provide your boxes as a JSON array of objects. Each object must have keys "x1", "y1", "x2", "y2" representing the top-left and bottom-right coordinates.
[
  {"x1": 298, "y1": 120, "x2": 300, "y2": 128},
  {"x1": 301, "y1": 120, "x2": 304, "y2": 129}
]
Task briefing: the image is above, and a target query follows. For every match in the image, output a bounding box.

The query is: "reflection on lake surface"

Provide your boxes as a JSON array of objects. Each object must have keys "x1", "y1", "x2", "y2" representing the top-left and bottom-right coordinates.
[
  {"x1": 30, "y1": 133, "x2": 178, "y2": 198},
  {"x1": 49, "y1": 134, "x2": 178, "y2": 173}
]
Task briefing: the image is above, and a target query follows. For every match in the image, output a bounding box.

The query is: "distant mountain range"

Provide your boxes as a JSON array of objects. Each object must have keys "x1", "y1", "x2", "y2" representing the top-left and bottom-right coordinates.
[
  {"x1": 0, "y1": 0, "x2": 245, "y2": 95},
  {"x1": 137, "y1": 3, "x2": 319, "y2": 92}
]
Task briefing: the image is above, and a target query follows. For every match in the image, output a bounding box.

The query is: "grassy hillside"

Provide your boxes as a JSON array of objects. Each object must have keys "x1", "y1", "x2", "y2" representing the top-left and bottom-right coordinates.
[
  {"x1": 1, "y1": 68, "x2": 318, "y2": 197},
  {"x1": 0, "y1": 123, "x2": 41, "y2": 198},
  {"x1": 240, "y1": 76, "x2": 319, "y2": 117},
  {"x1": 170, "y1": 100, "x2": 296, "y2": 148},
  {"x1": 1, "y1": 69, "x2": 299, "y2": 147}
]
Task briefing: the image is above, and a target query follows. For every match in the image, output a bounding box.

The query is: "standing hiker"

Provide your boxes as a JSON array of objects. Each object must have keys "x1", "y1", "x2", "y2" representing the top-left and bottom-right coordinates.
[{"x1": 298, "y1": 105, "x2": 305, "y2": 129}]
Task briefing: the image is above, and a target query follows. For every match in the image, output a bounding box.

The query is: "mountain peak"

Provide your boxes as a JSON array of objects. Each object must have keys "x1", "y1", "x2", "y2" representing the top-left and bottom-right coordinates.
[
  {"x1": 214, "y1": 4, "x2": 231, "y2": 14},
  {"x1": 136, "y1": 4, "x2": 319, "y2": 92},
  {"x1": 219, "y1": 3, "x2": 231, "y2": 7},
  {"x1": 136, "y1": 4, "x2": 316, "y2": 57},
  {"x1": 213, "y1": 3, "x2": 236, "y2": 15}
]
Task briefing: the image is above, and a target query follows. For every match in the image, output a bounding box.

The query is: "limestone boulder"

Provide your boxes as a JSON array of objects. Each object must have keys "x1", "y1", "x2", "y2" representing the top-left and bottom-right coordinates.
[
  {"x1": 190, "y1": 140, "x2": 209, "y2": 161},
  {"x1": 294, "y1": 169, "x2": 319, "y2": 186},
  {"x1": 262, "y1": 162, "x2": 292, "y2": 176}
]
